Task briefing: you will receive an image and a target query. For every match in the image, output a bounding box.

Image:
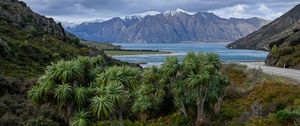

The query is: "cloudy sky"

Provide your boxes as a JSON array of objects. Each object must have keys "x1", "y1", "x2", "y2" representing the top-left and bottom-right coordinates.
[{"x1": 21, "y1": 0, "x2": 300, "y2": 24}]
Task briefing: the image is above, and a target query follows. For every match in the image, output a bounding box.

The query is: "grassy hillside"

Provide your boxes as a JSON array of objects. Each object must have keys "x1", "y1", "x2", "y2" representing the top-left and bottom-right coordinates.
[
  {"x1": 80, "y1": 40, "x2": 121, "y2": 50},
  {"x1": 220, "y1": 64, "x2": 300, "y2": 125},
  {"x1": 0, "y1": 0, "x2": 130, "y2": 125}
]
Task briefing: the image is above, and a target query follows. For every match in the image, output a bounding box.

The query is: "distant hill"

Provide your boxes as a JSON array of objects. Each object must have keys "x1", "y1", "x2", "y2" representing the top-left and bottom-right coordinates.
[
  {"x1": 227, "y1": 4, "x2": 300, "y2": 69},
  {"x1": 65, "y1": 9, "x2": 269, "y2": 43}
]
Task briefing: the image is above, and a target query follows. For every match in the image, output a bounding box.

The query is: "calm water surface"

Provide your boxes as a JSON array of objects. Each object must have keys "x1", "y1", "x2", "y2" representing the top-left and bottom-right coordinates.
[{"x1": 112, "y1": 43, "x2": 268, "y2": 67}]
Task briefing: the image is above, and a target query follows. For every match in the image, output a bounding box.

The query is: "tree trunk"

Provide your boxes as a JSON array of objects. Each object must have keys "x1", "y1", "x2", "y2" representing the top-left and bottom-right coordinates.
[
  {"x1": 119, "y1": 105, "x2": 124, "y2": 126},
  {"x1": 197, "y1": 86, "x2": 208, "y2": 126},
  {"x1": 200, "y1": 87, "x2": 208, "y2": 117},
  {"x1": 180, "y1": 99, "x2": 188, "y2": 117},
  {"x1": 214, "y1": 94, "x2": 224, "y2": 115},
  {"x1": 196, "y1": 85, "x2": 202, "y2": 126}
]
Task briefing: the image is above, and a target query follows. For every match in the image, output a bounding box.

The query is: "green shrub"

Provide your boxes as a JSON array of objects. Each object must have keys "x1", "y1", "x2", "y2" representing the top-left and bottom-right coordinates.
[
  {"x1": 169, "y1": 113, "x2": 192, "y2": 126},
  {"x1": 271, "y1": 45, "x2": 279, "y2": 55},
  {"x1": 275, "y1": 107, "x2": 300, "y2": 124}
]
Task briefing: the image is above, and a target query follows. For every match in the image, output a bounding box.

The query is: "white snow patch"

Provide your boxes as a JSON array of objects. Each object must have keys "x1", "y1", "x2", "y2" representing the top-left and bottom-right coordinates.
[{"x1": 121, "y1": 11, "x2": 161, "y2": 20}]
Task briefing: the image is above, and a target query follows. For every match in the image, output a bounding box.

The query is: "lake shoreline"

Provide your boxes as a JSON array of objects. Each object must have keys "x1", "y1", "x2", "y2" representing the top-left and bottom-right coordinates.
[{"x1": 104, "y1": 49, "x2": 170, "y2": 56}]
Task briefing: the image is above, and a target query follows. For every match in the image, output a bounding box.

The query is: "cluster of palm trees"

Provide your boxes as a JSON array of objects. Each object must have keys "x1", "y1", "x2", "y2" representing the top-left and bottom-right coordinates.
[{"x1": 27, "y1": 52, "x2": 228, "y2": 125}]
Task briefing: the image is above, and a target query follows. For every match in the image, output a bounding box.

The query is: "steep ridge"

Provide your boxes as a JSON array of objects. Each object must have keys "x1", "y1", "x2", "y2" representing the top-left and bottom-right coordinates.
[
  {"x1": 227, "y1": 4, "x2": 300, "y2": 69},
  {"x1": 0, "y1": 0, "x2": 105, "y2": 77},
  {"x1": 227, "y1": 4, "x2": 300, "y2": 51},
  {"x1": 66, "y1": 9, "x2": 269, "y2": 43}
]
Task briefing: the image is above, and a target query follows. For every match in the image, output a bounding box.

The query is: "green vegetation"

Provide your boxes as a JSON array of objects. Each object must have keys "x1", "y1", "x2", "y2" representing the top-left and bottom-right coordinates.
[
  {"x1": 104, "y1": 50, "x2": 170, "y2": 56},
  {"x1": 220, "y1": 64, "x2": 300, "y2": 125},
  {"x1": 271, "y1": 45, "x2": 279, "y2": 54},
  {"x1": 80, "y1": 40, "x2": 121, "y2": 50},
  {"x1": 27, "y1": 52, "x2": 229, "y2": 125},
  {"x1": 25, "y1": 54, "x2": 300, "y2": 126}
]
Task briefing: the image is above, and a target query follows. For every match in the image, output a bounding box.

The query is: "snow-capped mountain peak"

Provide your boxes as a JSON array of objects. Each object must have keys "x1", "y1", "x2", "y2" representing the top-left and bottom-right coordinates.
[
  {"x1": 121, "y1": 11, "x2": 161, "y2": 20},
  {"x1": 163, "y1": 8, "x2": 195, "y2": 16},
  {"x1": 120, "y1": 8, "x2": 197, "y2": 20}
]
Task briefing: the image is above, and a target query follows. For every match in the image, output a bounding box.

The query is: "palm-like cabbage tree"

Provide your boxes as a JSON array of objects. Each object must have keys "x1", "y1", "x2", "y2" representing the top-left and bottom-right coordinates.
[
  {"x1": 46, "y1": 60, "x2": 85, "y2": 85},
  {"x1": 71, "y1": 109, "x2": 90, "y2": 126},
  {"x1": 27, "y1": 85, "x2": 43, "y2": 104},
  {"x1": 54, "y1": 83, "x2": 74, "y2": 119},
  {"x1": 54, "y1": 83, "x2": 73, "y2": 104},
  {"x1": 184, "y1": 52, "x2": 223, "y2": 124},
  {"x1": 28, "y1": 56, "x2": 111, "y2": 124},
  {"x1": 143, "y1": 66, "x2": 160, "y2": 84},
  {"x1": 105, "y1": 82, "x2": 129, "y2": 123},
  {"x1": 118, "y1": 66, "x2": 141, "y2": 90},
  {"x1": 74, "y1": 87, "x2": 89, "y2": 107},
  {"x1": 161, "y1": 57, "x2": 180, "y2": 81},
  {"x1": 182, "y1": 52, "x2": 199, "y2": 74},
  {"x1": 27, "y1": 80, "x2": 53, "y2": 104},
  {"x1": 132, "y1": 93, "x2": 153, "y2": 121},
  {"x1": 97, "y1": 66, "x2": 141, "y2": 91},
  {"x1": 143, "y1": 66, "x2": 165, "y2": 106},
  {"x1": 172, "y1": 80, "x2": 189, "y2": 117},
  {"x1": 90, "y1": 96, "x2": 113, "y2": 119}
]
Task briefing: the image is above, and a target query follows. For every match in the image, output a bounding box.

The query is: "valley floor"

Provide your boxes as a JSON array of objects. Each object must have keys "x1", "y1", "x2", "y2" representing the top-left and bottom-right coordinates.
[{"x1": 238, "y1": 62, "x2": 300, "y2": 82}]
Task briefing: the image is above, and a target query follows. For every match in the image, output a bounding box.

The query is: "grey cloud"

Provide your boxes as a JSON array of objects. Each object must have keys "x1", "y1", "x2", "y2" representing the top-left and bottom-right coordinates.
[{"x1": 21, "y1": 0, "x2": 300, "y2": 23}]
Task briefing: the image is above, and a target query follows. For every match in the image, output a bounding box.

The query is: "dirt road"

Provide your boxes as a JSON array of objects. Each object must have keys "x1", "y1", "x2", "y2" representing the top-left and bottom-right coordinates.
[{"x1": 238, "y1": 62, "x2": 300, "y2": 82}]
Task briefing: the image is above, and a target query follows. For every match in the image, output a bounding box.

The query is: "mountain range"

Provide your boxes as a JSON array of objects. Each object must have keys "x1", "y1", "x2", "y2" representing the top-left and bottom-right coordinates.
[{"x1": 65, "y1": 9, "x2": 269, "y2": 43}]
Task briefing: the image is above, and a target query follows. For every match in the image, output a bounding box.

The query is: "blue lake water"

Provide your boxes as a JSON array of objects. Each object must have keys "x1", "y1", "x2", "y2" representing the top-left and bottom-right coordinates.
[{"x1": 112, "y1": 43, "x2": 268, "y2": 67}]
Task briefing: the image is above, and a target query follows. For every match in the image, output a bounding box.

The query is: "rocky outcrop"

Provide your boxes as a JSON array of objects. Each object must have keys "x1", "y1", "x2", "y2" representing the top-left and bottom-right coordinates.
[
  {"x1": 0, "y1": 0, "x2": 74, "y2": 41},
  {"x1": 265, "y1": 29, "x2": 300, "y2": 69},
  {"x1": 66, "y1": 11, "x2": 269, "y2": 43},
  {"x1": 227, "y1": 4, "x2": 300, "y2": 51}
]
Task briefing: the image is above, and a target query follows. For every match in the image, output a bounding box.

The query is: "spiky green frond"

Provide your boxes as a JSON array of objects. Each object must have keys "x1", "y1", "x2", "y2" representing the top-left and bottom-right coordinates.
[
  {"x1": 74, "y1": 87, "x2": 89, "y2": 106},
  {"x1": 71, "y1": 109, "x2": 90, "y2": 126},
  {"x1": 161, "y1": 56, "x2": 180, "y2": 78},
  {"x1": 206, "y1": 52, "x2": 221, "y2": 70},
  {"x1": 132, "y1": 95, "x2": 152, "y2": 113},
  {"x1": 105, "y1": 82, "x2": 128, "y2": 105},
  {"x1": 89, "y1": 96, "x2": 113, "y2": 118},
  {"x1": 182, "y1": 52, "x2": 198, "y2": 74},
  {"x1": 54, "y1": 83, "x2": 73, "y2": 104},
  {"x1": 27, "y1": 81, "x2": 54, "y2": 103},
  {"x1": 46, "y1": 60, "x2": 85, "y2": 84},
  {"x1": 27, "y1": 85, "x2": 43, "y2": 103},
  {"x1": 97, "y1": 66, "x2": 141, "y2": 90},
  {"x1": 143, "y1": 66, "x2": 161, "y2": 84}
]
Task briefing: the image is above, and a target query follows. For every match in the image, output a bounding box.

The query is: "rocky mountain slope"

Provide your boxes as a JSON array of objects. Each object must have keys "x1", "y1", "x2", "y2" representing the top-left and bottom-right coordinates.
[
  {"x1": 65, "y1": 9, "x2": 269, "y2": 43},
  {"x1": 265, "y1": 27, "x2": 300, "y2": 69},
  {"x1": 227, "y1": 4, "x2": 300, "y2": 69},
  {"x1": 0, "y1": 0, "x2": 105, "y2": 77},
  {"x1": 0, "y1": 0, "x2": 125, "y2": 125},
  {"x1": 227, "y1": 4, "x2": 300, "y2": 51}
]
